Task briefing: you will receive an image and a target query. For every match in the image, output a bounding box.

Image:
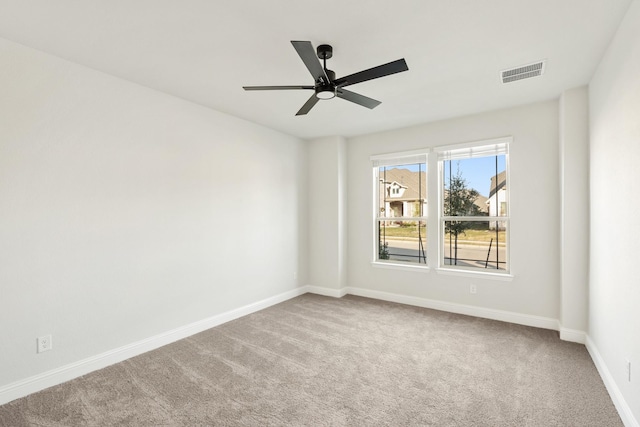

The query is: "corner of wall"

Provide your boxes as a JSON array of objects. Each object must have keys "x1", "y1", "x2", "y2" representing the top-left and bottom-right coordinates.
[
  {"x1": 558, "y1": 86, "x2": 589, "y2": 334},
  {"x1": 307, "y1": 136, "x2": 348, "y2": 292}
]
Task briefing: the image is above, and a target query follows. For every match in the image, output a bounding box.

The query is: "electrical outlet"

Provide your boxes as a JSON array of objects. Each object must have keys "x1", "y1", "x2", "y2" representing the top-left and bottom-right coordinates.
[
  {"x1": 626, "y1": 359, "x2": 631, "y2": 382},
  {"x1": 37, "y1": 335, "x2": 52, "y2": 353},
  {"x1": 470, "y1": 284, "x2": 477, "y2": 294},
  {"x1": 293, "y1": 272, "x2": 297, "y2": 280}
]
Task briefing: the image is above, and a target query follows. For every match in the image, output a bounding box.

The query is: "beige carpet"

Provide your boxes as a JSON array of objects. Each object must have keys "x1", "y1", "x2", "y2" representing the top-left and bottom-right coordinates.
[{"x1": 0, "y1": 294, "x2": 622, "y2": 426}]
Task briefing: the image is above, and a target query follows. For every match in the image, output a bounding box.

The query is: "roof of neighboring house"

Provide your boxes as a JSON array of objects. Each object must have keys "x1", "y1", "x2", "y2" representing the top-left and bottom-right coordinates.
[
  {"x1": 442, "y1": 189, "x2": 489, "y2": 215},
  {"x1": 379, "y1": 168, "x2": 427, "y2": 203},
  {"x1": 474, "y1": 194, "x2": 489, "y2": 213},
  {"x1": 489, "y1": 171, "x2": 507, "y2": 198}
]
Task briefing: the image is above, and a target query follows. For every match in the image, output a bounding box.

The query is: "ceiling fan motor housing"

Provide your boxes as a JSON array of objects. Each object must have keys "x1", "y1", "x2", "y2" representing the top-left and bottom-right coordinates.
[{"x1": 324, "y1": 69, "x2": 336, "y2": 81}]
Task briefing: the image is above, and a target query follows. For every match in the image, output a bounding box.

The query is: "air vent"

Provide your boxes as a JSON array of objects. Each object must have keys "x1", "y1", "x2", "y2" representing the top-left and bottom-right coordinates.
[{"x1": 501, "y1": 60, "x2": 546, "y2": 83}]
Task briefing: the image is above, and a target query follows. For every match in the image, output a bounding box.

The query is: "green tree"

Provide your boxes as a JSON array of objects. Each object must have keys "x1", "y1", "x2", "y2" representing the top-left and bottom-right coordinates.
[
  {"x1": 378, "y1": 239, "x2": 390, "y2": 260},
  {"x1": 444, "y1": 163, "x2": 482, "y2": 265},
  {"x1": 378, "y1": 223, "x2": 390, "y2": 260}
]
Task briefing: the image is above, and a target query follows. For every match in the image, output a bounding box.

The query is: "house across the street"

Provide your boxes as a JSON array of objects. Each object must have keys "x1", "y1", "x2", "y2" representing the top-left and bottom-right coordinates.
[
  {"x1": 378, "y1": 168, "x2": 427, "y2": 220},
  {"x1": 379, "y1": 167, "x2": 495, "y2": 221},
  {"x1": 487, "y1": 170, "x2": 507, "y2": 229}
]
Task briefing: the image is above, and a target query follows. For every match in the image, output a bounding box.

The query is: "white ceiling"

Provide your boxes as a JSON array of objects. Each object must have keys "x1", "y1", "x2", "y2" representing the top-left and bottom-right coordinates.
[{"x1": 0, "y1": 0, "x2": 632, "y2": 140}]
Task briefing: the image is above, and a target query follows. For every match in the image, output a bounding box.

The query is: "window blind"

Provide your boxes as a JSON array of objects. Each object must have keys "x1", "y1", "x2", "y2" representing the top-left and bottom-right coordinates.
[
  {"x1": 371, "y1": 153, "x2": 427, "y2": 168},
  {"x1": 437, "y1": 141, "x2": 509, "y2": 161}
]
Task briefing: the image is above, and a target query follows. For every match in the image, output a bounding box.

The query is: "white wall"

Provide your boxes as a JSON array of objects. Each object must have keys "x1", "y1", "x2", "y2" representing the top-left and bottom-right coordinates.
[
  {"x1": 589, "y1": 0, "x2": 640, "y2": 423},
  {"x1": 346, "y1": 101, "x2": 561, "y2": 320},
  {"x1": 0, "y1": 38, "x2": 307, "y2": 389},
  {"x1": 308, "y1": 136, "x2": 348, "y2": 292},
  {"x1": 559, "y1": 86, "x2": 589, "y2": 337}
]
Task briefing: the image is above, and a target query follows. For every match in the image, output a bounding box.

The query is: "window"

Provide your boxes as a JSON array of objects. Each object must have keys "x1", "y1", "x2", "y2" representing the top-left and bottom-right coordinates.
[
  {"x1": 372, "y1": 151, "x2": 427, "y2": 265},
  {"x1": 371, "y1": 139, "x2": 510, "y2": 276},
  {"x1": 438, "y1": 140, "x2": 509, "y2": 273}
]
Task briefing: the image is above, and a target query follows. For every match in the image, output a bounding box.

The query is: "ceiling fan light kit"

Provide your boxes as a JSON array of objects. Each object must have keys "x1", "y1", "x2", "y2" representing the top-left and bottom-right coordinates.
[
  {"x1": 243, "y1": 41, "x2": 409, "y2": 116},
  {"x1": 315, "y1": 88, "x2": 336, "y2": 100}
]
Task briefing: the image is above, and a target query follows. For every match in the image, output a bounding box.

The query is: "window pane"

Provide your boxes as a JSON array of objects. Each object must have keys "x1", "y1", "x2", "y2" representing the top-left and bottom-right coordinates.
[
  {"x1": 443, "y1": 155, "x2": 506, "y2": 217},
  {"x1": 442, "y1": 220, "x2": 507, "y2": 271},
  {"x1": 378, "y1": 220, "x2": 426, "y2": 264},
  {"x1": 378, "y1": 163, "x2": 427, "y2": 218}
]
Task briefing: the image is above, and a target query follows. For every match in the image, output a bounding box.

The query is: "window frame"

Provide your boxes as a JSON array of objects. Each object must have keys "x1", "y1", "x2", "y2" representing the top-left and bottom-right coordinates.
[
  {"x1": 436, "y1": 137, "x2": 511, "y2": 275},
  {"x1": 371, "y1": 149, "x2": 429, "y2": 269},
  {"x1": 370, "y1": 138, "x2": 513, "y2": 278}
]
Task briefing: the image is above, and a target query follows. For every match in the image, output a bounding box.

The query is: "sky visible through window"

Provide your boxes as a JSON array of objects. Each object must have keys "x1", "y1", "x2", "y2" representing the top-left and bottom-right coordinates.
[{"x1": 401, "y1": 156, "x2": 505, "y2": 197}]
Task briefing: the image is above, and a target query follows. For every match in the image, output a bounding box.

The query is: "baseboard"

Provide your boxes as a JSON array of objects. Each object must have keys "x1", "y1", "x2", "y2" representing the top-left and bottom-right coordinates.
[
  {"x1": 343, "y1": 286, "x2": 559, "y2": 331},
  {"x1": 306, "y1": 286, "x2": 590, "y2": 339},
  {"x1": 559, "y1": 326, "x2": 587, "y2": 344},
  {"x1": 586, "y1": 336, "x2": 639, "y2": 427},
  {"x1": 0, "y1": 286, "x2": 306, "y2": 406},
  {"x1": 302, "y1": 285, "x2": 348, "y2": 298}
]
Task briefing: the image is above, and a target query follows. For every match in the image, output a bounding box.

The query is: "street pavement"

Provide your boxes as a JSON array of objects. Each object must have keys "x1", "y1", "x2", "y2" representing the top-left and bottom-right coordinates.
[{"x1": 383, "y1": 238, "x2": 506, "y2": 270}]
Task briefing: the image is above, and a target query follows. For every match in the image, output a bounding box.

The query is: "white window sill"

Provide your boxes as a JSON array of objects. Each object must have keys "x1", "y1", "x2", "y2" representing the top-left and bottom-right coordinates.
[
  {"x1": 436, "y1": 267, "x2": 514, "y2": 281},
  {"x1": 371, "y1": 261, "x2": 430, "y2": 273}
]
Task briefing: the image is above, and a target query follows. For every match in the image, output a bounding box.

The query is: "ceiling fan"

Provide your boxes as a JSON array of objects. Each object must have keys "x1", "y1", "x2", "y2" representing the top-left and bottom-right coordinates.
[{"x1": 243, "y1": 41, "x2": 409, "y2": 116}]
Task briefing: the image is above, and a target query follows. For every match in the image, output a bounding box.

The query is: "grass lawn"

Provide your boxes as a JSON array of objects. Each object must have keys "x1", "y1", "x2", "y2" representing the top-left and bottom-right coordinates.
[
  {"x1": 446, "y1": 229, "x2": 505, "y2": 242},
  {"x1": 380, "y1": 225, "x2": 426, "y2": 238},
  {"x1": 381, "y1": 225, "x2": 505, "y2": 242}
]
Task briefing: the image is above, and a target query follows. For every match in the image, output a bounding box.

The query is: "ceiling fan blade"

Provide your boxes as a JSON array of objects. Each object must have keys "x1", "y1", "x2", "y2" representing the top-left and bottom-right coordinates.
[
  {"x1": 291, "y1": 41, "x2": 329, "y2": 83},
  {"x1": 334, "y1": 58, "x2": 408, "y2": 87},
  {"x1": 243, "y1": 85, "x2": 314, "y2": 91},
  {"x1": 295, "y1": 94, "x2": 320, "y2": 116},
  {"x1": 336, "y1": 88, "x2": 381, "y2": 109}
]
